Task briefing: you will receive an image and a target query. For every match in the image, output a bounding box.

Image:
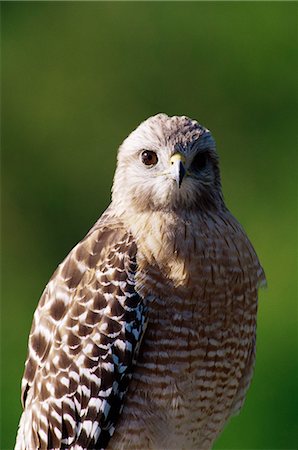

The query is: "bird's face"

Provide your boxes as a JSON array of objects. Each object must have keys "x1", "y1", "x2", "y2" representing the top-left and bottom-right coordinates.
[{"x1": 112, "y1": 114, "x2": 223, "y2": 214}]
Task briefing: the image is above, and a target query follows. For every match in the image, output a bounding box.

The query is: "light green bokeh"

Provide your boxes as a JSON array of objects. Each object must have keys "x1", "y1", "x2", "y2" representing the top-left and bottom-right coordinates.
[{"x1": 1, "y1": 2, "x2": 297, "y2": 449}]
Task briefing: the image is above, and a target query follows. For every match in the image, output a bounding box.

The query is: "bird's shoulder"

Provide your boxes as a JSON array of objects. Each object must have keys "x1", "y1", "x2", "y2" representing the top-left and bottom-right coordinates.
[
  {"x1": 211, "y1": 209, "x2": 266, "y2": 288},
  {"x1": 18, "y1": 209, "x2": 148, "y2": 449}
]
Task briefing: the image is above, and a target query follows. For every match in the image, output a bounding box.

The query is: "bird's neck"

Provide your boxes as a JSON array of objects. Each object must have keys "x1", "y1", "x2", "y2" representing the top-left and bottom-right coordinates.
[{"x1": 121, "y1": 209, "x2": 204, "y2": 287}]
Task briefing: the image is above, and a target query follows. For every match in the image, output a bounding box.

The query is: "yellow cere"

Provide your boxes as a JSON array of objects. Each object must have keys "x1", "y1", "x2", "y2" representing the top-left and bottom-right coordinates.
[{"x1": 170, "y1": 153, "x2": 186, "y2": 165}]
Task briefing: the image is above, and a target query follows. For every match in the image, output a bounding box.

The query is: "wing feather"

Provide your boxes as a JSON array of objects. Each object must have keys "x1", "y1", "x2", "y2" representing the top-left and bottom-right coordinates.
[{"x1": 15, "y1": 220, "x2": 147, "y2": 450}]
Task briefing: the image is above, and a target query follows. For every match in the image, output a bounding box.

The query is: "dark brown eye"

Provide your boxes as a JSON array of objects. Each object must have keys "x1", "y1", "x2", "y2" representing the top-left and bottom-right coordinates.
[
  {"x1": 141, "y1": 150, "x2": 158, "y2": 166},
  {"x1": 191, "y1": 151, "x2": 208, "y2": 171}
]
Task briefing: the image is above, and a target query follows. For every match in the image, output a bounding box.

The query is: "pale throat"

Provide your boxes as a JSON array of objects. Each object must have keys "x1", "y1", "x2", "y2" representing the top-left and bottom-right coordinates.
[{"x1": 123, "y1": 209, "x2": 199, "y2": 286}]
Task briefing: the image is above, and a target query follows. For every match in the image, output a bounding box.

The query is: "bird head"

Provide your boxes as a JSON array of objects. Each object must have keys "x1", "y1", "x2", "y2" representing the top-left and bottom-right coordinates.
[{"x1": 112, "y1": 113, "x2": 223, "y2": 215}]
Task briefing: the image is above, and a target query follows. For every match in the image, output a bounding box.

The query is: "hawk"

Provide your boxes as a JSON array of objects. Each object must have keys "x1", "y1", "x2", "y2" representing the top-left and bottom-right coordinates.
[{"x1": 15, "y1": 114, "x2": 265, "y2": 450}]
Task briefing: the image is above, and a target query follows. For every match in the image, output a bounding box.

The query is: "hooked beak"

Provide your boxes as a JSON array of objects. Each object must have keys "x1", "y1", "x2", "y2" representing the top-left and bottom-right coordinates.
[{"x1": 170, "y1": 153, "x2": 186, "y2": 188}]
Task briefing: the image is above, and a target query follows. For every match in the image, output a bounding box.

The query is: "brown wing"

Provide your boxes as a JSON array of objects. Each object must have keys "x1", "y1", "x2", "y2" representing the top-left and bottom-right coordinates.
[
  {"x1": 15, "y1": 218, "x2": 148, "y2": 450},
  {"x1": 221, "y1": 211, "x2": 266, "y2": 417}
]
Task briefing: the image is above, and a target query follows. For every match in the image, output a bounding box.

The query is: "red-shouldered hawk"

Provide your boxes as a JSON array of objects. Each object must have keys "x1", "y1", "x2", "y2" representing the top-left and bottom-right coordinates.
[{"x1": 15, "y1": 114, "x2": 266, "y2": 450}]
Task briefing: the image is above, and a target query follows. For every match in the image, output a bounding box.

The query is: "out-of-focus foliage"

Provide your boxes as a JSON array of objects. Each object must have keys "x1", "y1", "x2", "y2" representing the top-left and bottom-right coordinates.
[{"x1": 1, "y1": 2, "x2": 297, "y2": 449}]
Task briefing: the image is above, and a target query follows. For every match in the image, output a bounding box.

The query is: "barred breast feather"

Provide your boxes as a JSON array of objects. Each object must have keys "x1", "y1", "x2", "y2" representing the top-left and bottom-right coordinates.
[{"x1": 108, "y1": 209, "x2": 265, "y2": 450}]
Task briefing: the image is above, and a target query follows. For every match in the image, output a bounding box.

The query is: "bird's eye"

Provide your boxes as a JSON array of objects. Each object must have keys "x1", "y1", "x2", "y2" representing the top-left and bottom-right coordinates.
[
  {"x1": 191, "y1": 151, "x2": 208, "y2": 171},
  {"x1": 141, "y1": 150, "x2": 158, "y2": 166}
]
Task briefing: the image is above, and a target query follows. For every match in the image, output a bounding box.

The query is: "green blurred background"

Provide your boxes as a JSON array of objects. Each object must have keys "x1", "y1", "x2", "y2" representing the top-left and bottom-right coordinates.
[{"x1": 1, "y1": 2, "x2": 297, "y2": 449}]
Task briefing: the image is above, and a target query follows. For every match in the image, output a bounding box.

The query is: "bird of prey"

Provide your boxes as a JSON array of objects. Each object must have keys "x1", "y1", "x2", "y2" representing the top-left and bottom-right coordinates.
[{"x1": 15, "y1": 113, "x2": 265, "y2": 450}]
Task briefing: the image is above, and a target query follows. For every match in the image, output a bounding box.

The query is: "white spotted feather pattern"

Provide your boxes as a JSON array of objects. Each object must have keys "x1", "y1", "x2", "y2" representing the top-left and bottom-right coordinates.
[{"x1": 16, "y1": 225, "x2": 148, "y2": 449}]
